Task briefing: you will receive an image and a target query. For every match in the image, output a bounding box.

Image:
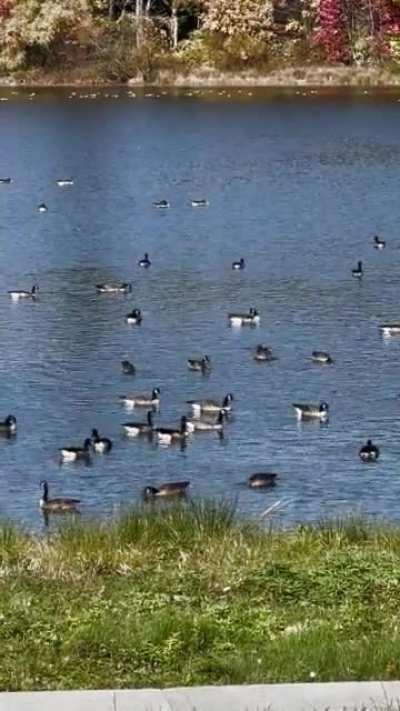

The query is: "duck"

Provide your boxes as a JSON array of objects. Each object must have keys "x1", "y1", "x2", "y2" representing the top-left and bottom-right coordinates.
[
  {"x1": 379, "y1": 323, "x2": 400, "y2": 337},
  {"x1": 292, "y1": 402, "x2": 329, "y2": 421},
  {"x1": 122, "y1": 410, "x2": 154, "y2": 437},
  {"x1": 8, "y1": 285, "x2": 38, "y2": 301},
  {"x1": 187, "y1": 409, "x2": 226, "y2": 432},
  {"x1": 154, "y1": 416, "x2": 190, "y2": 445},
  {"x1": 121, "y1": 360, "x2": 136, "y2": 375},
  {"x1": 191, "y1": 199, "x2": 209, "y2": 207},
  {"x1": 0, "y1": 177, "x2": 12, "y2": 184},
  {"x1": 0, "y1": 415, "x2": 17, "y2": 435},
  {"x1": 373, "y1": 235, "x2": 385, "y2": 250},
  {"x1": 96, "y1": 282, "x2": 132, "y2": 294},
  {"x1": 125, "y1": 308, "x2": 142, "y2": 325},
  {"x1": 187, "y1": 355, "x2": 211, "y2": 372},
  {"x1": 311, "y1": 351, "x2": 334, "y2": 365},
  {"x1": 359, "y1": 439, "x2": 380, "y2": 462},
  {"x1": 228, "y1": 308, "x2": 260, "y2": 327},
  {"x1": 138, "y1": 253, "x2": 151, "y2": 268},
  {"x1": 56, "y1": 179, "x2": 74, "y2": 187},
  {"x1": 153, "y1": 199, "x2": 169, "y2": 209},
  {"x1": 352, "y1": 261, "x2": 363, "y2": 279},
  {"x1": 187, "y1": 393, "x2": 234, "y2": 416},
  {"x1": 59, "y1": 438, "x2": 92, "y2": 462},
  {"x1": 90, "y1": 428, "x2": 113, "y2": 453},
  {"x1": 232, "y1": 258, "x2": 245, "y2": 271},
  {"x1": 248, "y1": 472, "x2": 278, "y2": 488},
  {"x1": 39, "y1": 480, "x2": 80, "y2": 513},
  {"x1": 119, "y1": 388, "x2": 161, "y2": 408},
  {"x1": 37, "y1": 203, "x2": 48, "y2": 213},
  {"x1": 143, "y1": 481, "x2": 190, "y2": 498},
  {"x1": 254, "y1": 345, "x2": 274, "y2": 362}
]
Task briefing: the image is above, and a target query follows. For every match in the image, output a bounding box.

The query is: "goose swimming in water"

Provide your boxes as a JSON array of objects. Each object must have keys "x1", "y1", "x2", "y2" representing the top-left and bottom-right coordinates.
[
  {"x1": 56, "y1": 179, "x2": 74, "y2": 187},
  {"x1": 292, "y1": 402, "x2": 329, "y2": 421},
  {"x1": 59, "y1": 438, "x2": 92, "y2": 462},
  {"x1": 352, "y1": 261, "x2": 363, "y2": 279},
  {"x1": 121, "y1": 360, "x2": 136, "y2": 375},
  {"x1": 122, "y1": 410, "x2": 154, "y2": 437},
  {"x1": 96, "y1": 283, "x2": 132, "y2": 294},
  {"x1": 154, "y1": 416, "x2": 190, "y2": 445},
  {"x1": 187, "y1": 409, "x2": 226, "y2": 432},
  {"x1": 153, "y1": 200, "x2": 169, "y2": 209},
  {"x1": 0, "y1": 415, "x2": 17, "y2": 435},
  {"x1": 247, "y1": 472, "x2": 278, "y2": 488},
  {"x1": 0, "y1": 178, "x2": 12, "y2": 184},
  {"x1": 37, "y1": 203, "x2": 48, "y2": 213},
  {"x1": 187, "y1": 355, "x2": 211, "y2": 372},
  {"x1": 39, "y1": 480, "x2": 80, "y2": 513},
  {"x1": 191, "y1": 199, "x2": 209, "y2": 207},
  {"x1": 254, "y1": 345, "x2": 274, "y2": 362},
  {"x1": 8, "y1": 285, "x2": 38, "y2": 301},
  {"x1": 138, "y1": 253, "x2": 151, "y2": 268},
  {"x1": 187, "y1": 393, "x2": 233, "y2": 416},
  {"x1": 90, "y1": 429, "x2": 113, "y2": 453},
  {"x1": 311, "y1": 351, "x2": 333, "y2": 365},
  {"x1": 232, "y1": 258, "x2": 245, "y2": 271},
  {"x1": 143, "y1": 481, "x2": 190, "y2": 498},
  {"x1": 125, "y1": 309, "x2": 142, "y2": 325},
  {"x1": 359, "y1": 439, "x2": 380, "y2": 462},
  {"x1": 373, "y1": 235, "x2": 385, "y2": 250},
  {"x1": 119, "y1": 388, "x2": 161, "y2": 408},
  {"x1": 228, "y1": 308, "x2": 260, "y2": 327},
  {"x1": 379, "y1": 323, "x2": 400, "y2": 337}
]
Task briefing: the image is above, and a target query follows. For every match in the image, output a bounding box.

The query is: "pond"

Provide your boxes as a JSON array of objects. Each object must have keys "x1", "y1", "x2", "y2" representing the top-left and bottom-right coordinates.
[{"x1": 0, "y1": 85, "x2": 400, "y2": 530}]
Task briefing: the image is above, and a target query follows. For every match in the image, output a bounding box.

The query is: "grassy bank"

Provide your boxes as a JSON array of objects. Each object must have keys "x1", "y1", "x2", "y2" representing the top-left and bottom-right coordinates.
[{"x1": 2, "y1": 502, "x2": 400, "y2": 690}]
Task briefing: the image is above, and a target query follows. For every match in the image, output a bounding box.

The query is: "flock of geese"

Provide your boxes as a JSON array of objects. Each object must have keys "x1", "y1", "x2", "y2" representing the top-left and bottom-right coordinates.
[{"x1": 1, "y1": 173, "x2": 393, "y2": 516}]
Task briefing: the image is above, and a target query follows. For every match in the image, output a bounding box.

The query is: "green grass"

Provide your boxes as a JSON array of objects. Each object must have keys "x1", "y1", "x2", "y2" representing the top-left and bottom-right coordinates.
[{"x1": 2, "y1": 502, "x2": 400, "y2": 690}]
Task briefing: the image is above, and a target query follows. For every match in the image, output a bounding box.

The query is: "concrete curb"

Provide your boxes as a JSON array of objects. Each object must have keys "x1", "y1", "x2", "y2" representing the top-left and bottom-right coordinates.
[{"x1": 0, "y1": 682, "x2": 400, "y2": 710}]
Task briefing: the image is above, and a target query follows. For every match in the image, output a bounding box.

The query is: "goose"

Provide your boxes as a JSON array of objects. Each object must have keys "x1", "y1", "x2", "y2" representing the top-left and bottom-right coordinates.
[
  {"x1": 8, "y1": 285, "x2": 38, "y2": 301},
  {"x1": 359, "y1": 439, "x2": 380, "y2": 462},
  {"x1": 59, "y1": 438, "x2": 92, "y2": 462},
  {"x1": 37, "y1": 203, "x2": 48, "y2": 213},
  {"x1": 373, "y1": 235, "x2": 385, "y2": 250},
  {"x1": 121, "y1": 360, "x2": 136, "y2": 375},
  {"x1": 191, "y1": 199, "x2": 209, "y2": 207},
  {"x1": 352, "y1": 261, "x2": 363, "y2": 279},
  {"x1": 254, "y1": 345, "x2": 274, "y2": 362},
  {"x1": 187, "y1": 393, "x2": 234, "y2": 416},
  {"x1": 0, "y1": 178, "x2": 12, "y2": 184},
  {"x1": 143, "y1": 481, "x2": 190, "y2": 498},
  {"x1": 138, "y1": 253, "x2": 151, "y2": 268},
  {"x1": 292, "y1": 402, "x2": 329, "y2": 421},
  {"x1": 96, "y1": 282, "x2": 132, "y2": 294},
  {"x1": 154, "y1": 416, "x2": 190, "y2": 445},
  {"x1": 90, "y1": 428, "x2": 113, "y2": 453},
  {"x1": 379, "y1": 324, "x2": 400, "y2": 337},
  {"x1": 187, "y1": 355, "x2": 211, "y2": 372},
  {"x1": 39, "y1": 480, "x2": 80, "y2": 513},
  {"x1": 56, "y1": 179, "x2": 74, "y2": 187},
  {"x1": 187, "y1": 409, "x2": 225, "y2": 432},
  {"x1": 153, "y1": 200, "x2": 169, "y2": 209},
  {"x1": 311, "y1": 351, "x2": 333, "y2": 365},
  {"x1": 232, "y1": 258, "x2": 245, "y2": 270},
  {"x1": 228, "y1": 308, "x2": 260, "y2": 327},
  {"x1": 125, "y1": 309, "x2": 142, "y2": 325},
  {"x1": 122, "y1": 410, "x2": 154, "y2": 437},
  {"x1": 248, "y1": 472, "x2": 278, "y2": 488},
  {"x1": 0, "y1": 415, "x2": 17, "y2": 435},
  {"x1": 119, "y1": 388, "x2": 160, "y2": 408}
]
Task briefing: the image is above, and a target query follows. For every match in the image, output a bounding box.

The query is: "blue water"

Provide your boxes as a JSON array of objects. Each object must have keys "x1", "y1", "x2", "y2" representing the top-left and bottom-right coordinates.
[{"x1": 0, "y1": 86, "x2": 400, "y2": 530}]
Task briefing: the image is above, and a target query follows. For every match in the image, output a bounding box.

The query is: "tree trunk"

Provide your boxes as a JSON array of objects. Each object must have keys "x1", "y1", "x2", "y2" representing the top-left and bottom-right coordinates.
[
  {"x1": 171, "y1": 7, "x2": 178, "y2": 49},
  {"x1": 136, "y1": 0, "x2": 144, "y2": 47}
]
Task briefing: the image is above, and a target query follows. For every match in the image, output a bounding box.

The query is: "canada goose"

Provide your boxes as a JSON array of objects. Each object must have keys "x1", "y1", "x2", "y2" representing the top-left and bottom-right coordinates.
[
  {"x1": 59, "y1": 438, "x2": 92, "y2": 462},
  {"x1": 311, "y1": 351, "x2": 333, "y2": 365},
  {"x1": 154, "y1": 416, "x2": 190, "y2": 445},
  {"x1": 122, "y1": 410, "x2": 154, "y2": 437},
  {"x1": 153, "y1": 200, "x2": 169, "y2": 209},
  {"x1": 187, "y1": 409, "x2": 225, "y2": 432},
  {"x1": 121, "y1": 360, "x2": 136, "y2": 375},
  {"x1": 379, "y1": 324, "x2": 400, "y2": 337},
  {"x1": 191, "y1": 199, "x2": 209, "y2": 207},
  {"x1": 187, "y1": 393, "x2": 234, "y2": 416},
  {"x1": 96, "y1": 283, "x2": 132, "y2": 294},
  {"x1": 0, "y1": 415, "x2": 17, "y2": 435},
  {"x1": 39, "y1": 480, "x2": 80, "y2": 513},
  {"x1": 373, "y1": 235, "x2": 385, "y2": 250},
  {"x1": 37, "y1": 203, "x2": 48, "y2": 213},
  {"x1": 248, "y1": 472, "x2": 278, "y2": 488},
  {"x1": 187, "y1": 355, "x2": 211, "y2": 372},
  {"x1": 56, "y1": 179, "x2": 74, "y2": 187},
  {"x1": 352, "y1": 261, "x2": 363, "y2": 279},
  {"x1": 8, "y1": 285, "x2": 38, "y2": 301},
  {"x1": 119, "y1": 388, "x2": 161, "y2": 408},
  {"x1": 359, "y1": 439, "x2": 380, "y2": 462},
  {"x1": 232, "y1": 258, "x2": 245, "y2": 270},
  {"x1": 0, "y1": 178, "x2": 12, "y2": 184},
  {"x1": 228, "y1": 308, "x2": 260, "y2": 327},
  {"x1": 125, "y1": 309, "x2": 142, "y2": 325},
  {"x1": 138, "y1": 253, "x2": 151, "y2": 268},
  {"x1": 292, "y1": 402, "x2": 329, "y2": 421},
  {"x1": 91, "y1": 428, "x2": 113, "y2": 453},
  {"x1": 254, "y1": 345, "x2": 274, "y2": 362},
  {"x1": 143, "y1": 481, "x2": 190, "y2": 498}
]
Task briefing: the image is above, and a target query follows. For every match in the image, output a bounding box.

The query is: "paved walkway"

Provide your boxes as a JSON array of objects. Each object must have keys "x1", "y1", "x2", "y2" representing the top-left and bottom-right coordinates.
[{"x1": 1, "y1": 682, "x2": 400, "y2": 710}]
